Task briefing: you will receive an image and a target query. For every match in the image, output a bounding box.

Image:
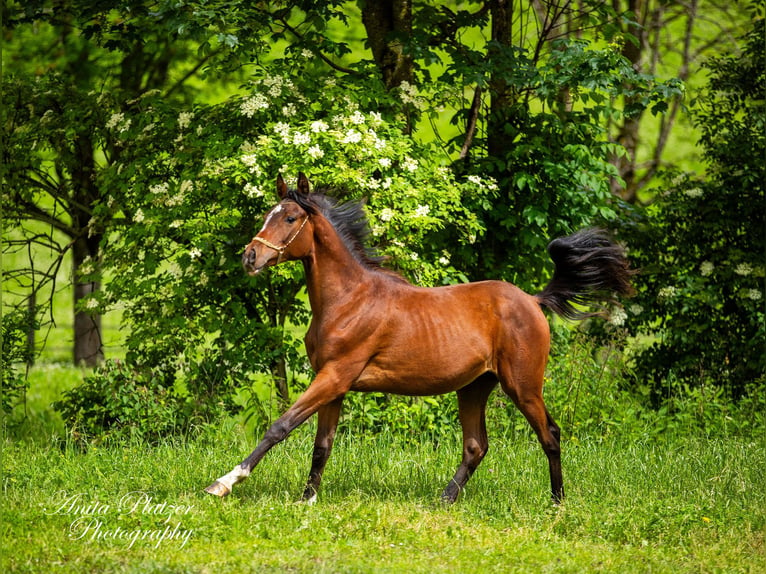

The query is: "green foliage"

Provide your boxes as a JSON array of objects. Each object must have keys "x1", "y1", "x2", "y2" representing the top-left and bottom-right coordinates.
[
  {"x1": 53, "y1": 66, "x2": 488, "y2": 441},
  {"x1": 1, "y1": 309, "x2": 35, "y2": 414},
  {"x1": 449, "y1": 39, "x2": 683, "y2": 285},
  {"x1": 53, "y1": 360, "x2": 211, "y2": 443},
  {"x1": 619, "y1": 16, "x2": 765, "y2": 399}
]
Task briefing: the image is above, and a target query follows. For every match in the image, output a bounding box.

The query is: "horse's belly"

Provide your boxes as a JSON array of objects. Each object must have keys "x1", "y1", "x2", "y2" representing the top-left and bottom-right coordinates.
[{"x1": 352, "y1": 351, "x2": 491, "y2": 396}]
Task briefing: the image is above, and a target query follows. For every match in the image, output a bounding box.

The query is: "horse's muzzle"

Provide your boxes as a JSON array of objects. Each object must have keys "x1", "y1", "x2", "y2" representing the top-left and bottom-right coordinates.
[{"x1": 242, "y1": 247, "x2": 263, "y2": 275}]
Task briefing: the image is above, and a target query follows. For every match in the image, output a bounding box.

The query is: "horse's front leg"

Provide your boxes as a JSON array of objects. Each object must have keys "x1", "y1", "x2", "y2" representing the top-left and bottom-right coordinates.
[
  {"x1": 205, "y1": 370, "x2": 349, "y2": 497},
  {"x1": 301, "y1": 396, "x2": 344, "y2": 503}
]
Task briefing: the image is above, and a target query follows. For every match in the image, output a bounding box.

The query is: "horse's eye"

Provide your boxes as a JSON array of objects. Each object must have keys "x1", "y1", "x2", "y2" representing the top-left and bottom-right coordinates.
[{"x1": 286, "y1": 216, "x2": 297, "y2": 224}]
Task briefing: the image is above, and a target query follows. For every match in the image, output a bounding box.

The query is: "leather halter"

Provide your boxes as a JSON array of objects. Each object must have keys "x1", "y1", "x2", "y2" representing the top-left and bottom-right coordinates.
[{"x1": 251, "y1": 215, "x2": 309, "y2": 265}]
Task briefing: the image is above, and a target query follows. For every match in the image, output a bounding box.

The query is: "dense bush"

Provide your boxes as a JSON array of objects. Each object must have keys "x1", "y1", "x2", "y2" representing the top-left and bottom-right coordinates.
[
  {"x1": 619, "y1": 18, "x2": 765, "y2": 400},
  {"x1": 1, "y1": 309, "x2": 35, "y2": 415}
]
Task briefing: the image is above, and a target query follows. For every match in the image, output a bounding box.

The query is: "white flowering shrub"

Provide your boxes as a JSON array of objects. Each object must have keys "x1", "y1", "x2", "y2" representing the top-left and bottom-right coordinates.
[{"x1": 57, "y1": 68, "x2": 487, "y2": 439}]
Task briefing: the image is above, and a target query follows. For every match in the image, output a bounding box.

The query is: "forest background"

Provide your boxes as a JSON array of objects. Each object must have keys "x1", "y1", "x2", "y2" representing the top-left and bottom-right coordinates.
[{"x1": 1, "y1": 1, "x2": 764, "y2": 572}]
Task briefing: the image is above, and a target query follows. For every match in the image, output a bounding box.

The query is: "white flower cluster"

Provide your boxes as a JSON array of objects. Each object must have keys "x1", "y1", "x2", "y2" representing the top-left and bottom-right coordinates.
[
  {"x1": 106, "y1": 112, "x2": 131, "y2": 133},
  {"x1": 241, "y1": 93, "x2": 269, "y2": 117},
  {"x1": 414, "y1": 204, "x2": 430, "y2": 218},
  {"x1": 658, "y1": 286, "x2": 677, "y2": 299},
  {"x1": 734, "y1": 263, "x2": 753, "y2": 276},
  {"x1": 608, "y1": 307, "x2": 628, "y2": 327},
  {"x1": 399, "y1": 81, "x2": 420, "y2": 105},
  {"x1": 178, "y1": 112, "x2": 194, "y2": 130},
  {"x1": 747, "y1": 289, "x2": 762, "y2": 301},
  {"x1": 244, "y1": 182, "x2": 264, "y2": 198}
]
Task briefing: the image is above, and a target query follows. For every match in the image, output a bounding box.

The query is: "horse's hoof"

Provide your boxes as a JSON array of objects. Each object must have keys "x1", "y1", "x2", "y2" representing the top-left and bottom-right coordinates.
[{"x1": 204, "y1": 481, "x2": 231, "y2": 497}]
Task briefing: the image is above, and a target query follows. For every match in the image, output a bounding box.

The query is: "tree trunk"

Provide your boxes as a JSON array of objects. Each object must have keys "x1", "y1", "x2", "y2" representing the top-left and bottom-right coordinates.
[
  {"x1": 610, "y1": 0, "x2": 648, "y2": 202},
  {"x1": 72, "y1": 235, "x2": 103, "y2": 366},
  {"x1": 487, "y1": 0, "x2": 517, "y2": 159},
  {"x1": 360, "y1": 0, "x2": 413, "y2": 90},
  {"x1": 270, "y1": 355, "x2": 290, "y2": 409}
]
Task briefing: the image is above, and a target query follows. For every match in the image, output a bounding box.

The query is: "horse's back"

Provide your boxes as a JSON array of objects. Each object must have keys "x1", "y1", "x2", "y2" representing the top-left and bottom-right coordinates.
[{"x1": 350, "y1": 278, "x2": 550, "y2": 395}]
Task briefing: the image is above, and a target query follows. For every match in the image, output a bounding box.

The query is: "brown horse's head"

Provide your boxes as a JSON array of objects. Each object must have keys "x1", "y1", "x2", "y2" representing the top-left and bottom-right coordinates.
[{"x1": 242, "y1": 173, "x2": 313, "y2": 275}]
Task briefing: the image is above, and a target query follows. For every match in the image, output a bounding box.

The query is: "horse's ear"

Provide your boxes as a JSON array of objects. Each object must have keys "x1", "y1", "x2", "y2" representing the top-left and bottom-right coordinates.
[
  {"x1": 276, "y1": 174, "x2": 288, "y2": 199},
  {"x1": 297, "y1": 172, "x2": 310, "y2": 195}
]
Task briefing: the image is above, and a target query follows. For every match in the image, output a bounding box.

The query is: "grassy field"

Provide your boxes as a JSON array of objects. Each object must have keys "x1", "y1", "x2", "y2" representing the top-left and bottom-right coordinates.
[{"x1": 3, "y1": 365, "x2": 765, "y2": 573}]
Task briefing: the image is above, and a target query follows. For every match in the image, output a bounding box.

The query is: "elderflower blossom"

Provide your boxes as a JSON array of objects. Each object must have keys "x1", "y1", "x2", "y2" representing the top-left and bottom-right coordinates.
[
  {"x1": 700, "y1": 261, "x2": 714, "y2": 276},
  {"x1": 747, "y1": 289, "x2": 762, "y2": 301},
  {"x1": 629, "y1": 303, "x2": 644, "y2": 316},
  {"x1": 178, "y1": 111, "x2": 194, "y2": 130},
  {"x1": 106, "y1": 112, "x2": 124, "y2": 130},
  {"x1": 293, "y1": 131, "x2": 311, "y2": 146},
  {"x1": 379, "y1": 157, "x2": 392, "y2": 168},
  {"x1": 307, "y1": 145, "x2": 324, "y2": 160},
  {"x1": 310, "y1": 120, "x2": 329, "y2": 133},
  {"x1": 658, "y1": 286, "x2": 677, "y2": 299},
  {"x1": 468, "y1": 175, "x2": 482, "y2": 185},
  {"x1": 150, "y1": 182, "x2": 169, "y2": 195},
  {"x1": 734, "y1": 263, "x2": 753, "y2": 276},
  {"x1": 380, "y1": 208, "x2": 394, "y2": 222},
  {"x1": 241, "y1": 94, "x2": 269, "y2": 117},
  {"x1": 342, "y1": 129, "x2": 362, "y2": 144},
  {"x1": 403, "y1": 156, "x2": 419, "y2": 172},
  {"x1": 608, "y1": 307, "x2": 628, "y2": 327},
  {"x1": 301, "y1": 48, "x2": 314, "y2": 59},
  {"x1": 165, "y1": 193, "x2": 184, "y2": 207},
  {"x1": 369, "y1": 111, "x2": 383, "y2": 127},
  {"x1": 414, "y1": 204, "x2": 430, "y2": 218},
  {"x1": 109, "y1": 114, "x2": 131, "y2": 133},
  {"x1": 86, "y1": 298, "x2": 100, "y2": 310},
  {"x1": 349, "y1": 110, "x2": 366, "y2": 125},
  {"x1": 684, "y1": 187, "x2": 704, "y2": 198},
  {"x1": 241, "y1": 154, "x2": 258, "y2": 168},
  {"x1": 282, "y1": 103, "x2": 297, "y2": 117},
  {"x1": 189, "y1": 247, "x2": 202, "y2": 260},
  {"x1": 134, "y1": 208, "x2": 145, "y2": 223},
  {"x1": 438, "y1": 256, "x2": 450, "y2": 266},
  {"x1": 399, "y1": 81, "x2": 419, "y2": 105},
  {"x1": 244, "y1": 182, "x2": 264, "y2": 198},
  {"x1": 274, "y1": 122, "x2": 291, "y2": 143},
  {"x1": 180, "y1": 180, "x2": 194, "y2": 194}
]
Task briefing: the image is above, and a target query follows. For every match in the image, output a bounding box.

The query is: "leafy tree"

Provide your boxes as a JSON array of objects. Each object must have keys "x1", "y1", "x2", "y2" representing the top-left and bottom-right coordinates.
[
  {"x1": 54, "y1": 67, "x2": 488, "y2": 438},
  {"x1": 5, "y1": 1, "x2": 686, "y2": 439},
  {"x1": 608, "y1": 0, "x2": 751, "y2": 202},
  {"x1": 620, "y1": 6, "x2": 765, "y2": 399},
  {"x1": 2, "y1": 0, "x2": 218, "y2": 365}
]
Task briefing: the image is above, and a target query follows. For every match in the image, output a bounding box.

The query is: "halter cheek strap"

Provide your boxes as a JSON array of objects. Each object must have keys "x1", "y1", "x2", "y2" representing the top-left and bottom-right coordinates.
[{"x1": 252, "y1": 216, "x2": 309, "y2": 265}]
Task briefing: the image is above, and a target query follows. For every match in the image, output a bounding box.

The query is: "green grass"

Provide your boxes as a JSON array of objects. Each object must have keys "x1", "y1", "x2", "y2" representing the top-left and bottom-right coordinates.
[{"x1": 3, "y1": 366, "x2": 765, "y2": 573}]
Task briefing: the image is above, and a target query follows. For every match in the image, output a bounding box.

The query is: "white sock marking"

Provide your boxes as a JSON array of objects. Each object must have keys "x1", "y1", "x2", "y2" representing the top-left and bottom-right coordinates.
[{"x1": 216, "y1": 465, "x2": 250, "y2": 491}]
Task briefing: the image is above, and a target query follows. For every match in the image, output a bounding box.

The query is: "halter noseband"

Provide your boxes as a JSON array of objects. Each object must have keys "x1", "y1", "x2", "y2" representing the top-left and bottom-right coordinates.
[{"x1": 251, "y1": 215, "x2": 309, "y2": 265}]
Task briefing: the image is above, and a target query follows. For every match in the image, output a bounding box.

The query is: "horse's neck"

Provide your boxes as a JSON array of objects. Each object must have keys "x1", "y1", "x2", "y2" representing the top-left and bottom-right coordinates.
[{"x1": 302, "y1": 217, "x2": 372, "y2": 317}]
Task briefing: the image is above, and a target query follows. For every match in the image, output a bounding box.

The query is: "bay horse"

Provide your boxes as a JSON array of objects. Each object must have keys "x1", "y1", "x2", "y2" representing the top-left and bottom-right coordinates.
[{"x1": 205, "y1": 173, "x2": 633, "y2": 504}]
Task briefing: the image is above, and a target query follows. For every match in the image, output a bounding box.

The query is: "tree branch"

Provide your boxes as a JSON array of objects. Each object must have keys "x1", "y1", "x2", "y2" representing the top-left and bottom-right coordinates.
[
  {"x1": 460, "y1": 87, "x2": 483, "y2": 160},
  {"x1": 275, "y1": 17, "x2": 358, "y2": 75}
]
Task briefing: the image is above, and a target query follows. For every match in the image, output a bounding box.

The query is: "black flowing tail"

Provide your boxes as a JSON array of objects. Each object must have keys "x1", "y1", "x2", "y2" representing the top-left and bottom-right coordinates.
[{"x1": 535, "y1": 228, "x2": 635, "y2": 320}]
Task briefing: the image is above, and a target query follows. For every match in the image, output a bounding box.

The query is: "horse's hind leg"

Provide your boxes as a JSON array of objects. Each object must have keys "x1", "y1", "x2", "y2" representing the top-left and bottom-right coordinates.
[
  {"x1": 441, "y1": 374, "x2": 497, "y2": 504},
  {"x1": 301, "y1": 396, "x2": 344, "y2": 503},
  {"x1": 499, "y1": 361, "x2": 564, "y2": 503}
]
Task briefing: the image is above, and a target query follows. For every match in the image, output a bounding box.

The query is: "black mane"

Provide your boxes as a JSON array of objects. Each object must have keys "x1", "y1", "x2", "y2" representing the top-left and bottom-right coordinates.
[{"x1": 285, "y1": 187, "x2": 388, "y2": 270}]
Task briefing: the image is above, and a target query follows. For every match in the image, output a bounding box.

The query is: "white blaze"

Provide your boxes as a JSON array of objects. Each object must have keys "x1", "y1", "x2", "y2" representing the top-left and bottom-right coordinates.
[{"x1": 260, "y1": 204, "x2": 283, "y2": 233}]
